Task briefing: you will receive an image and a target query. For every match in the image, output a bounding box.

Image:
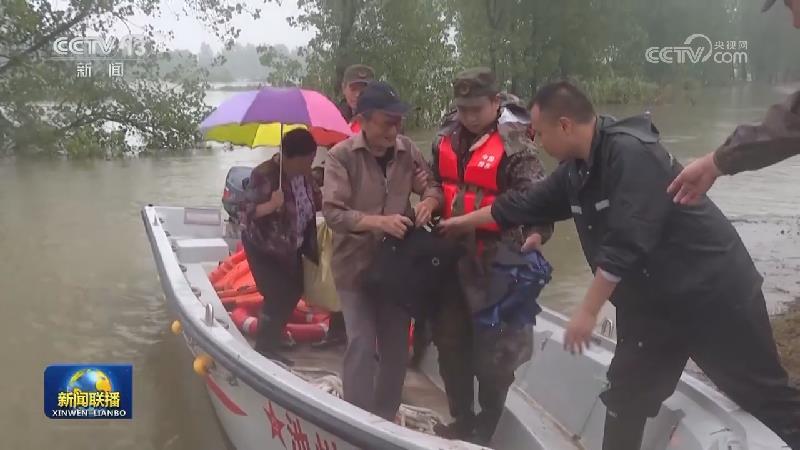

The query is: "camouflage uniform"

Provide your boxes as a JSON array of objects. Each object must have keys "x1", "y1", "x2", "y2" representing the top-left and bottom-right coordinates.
[{"x1": 429, "y1": 68, "x2": 553, "y2": 443}]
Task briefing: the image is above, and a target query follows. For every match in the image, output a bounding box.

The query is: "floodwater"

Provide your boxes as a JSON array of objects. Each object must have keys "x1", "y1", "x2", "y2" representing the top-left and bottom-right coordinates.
[{"x1": 0, "y1": 83, "x2": 797, "y2": 449}]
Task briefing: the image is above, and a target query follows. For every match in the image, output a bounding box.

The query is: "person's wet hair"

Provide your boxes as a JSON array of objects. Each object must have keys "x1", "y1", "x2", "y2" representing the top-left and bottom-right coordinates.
[
  {"x1": 531, "y1": 81, "x2": 596, "y2": 124},
  {"x1": 281, "y1": 128, "x2": 317, "y2": 158}
]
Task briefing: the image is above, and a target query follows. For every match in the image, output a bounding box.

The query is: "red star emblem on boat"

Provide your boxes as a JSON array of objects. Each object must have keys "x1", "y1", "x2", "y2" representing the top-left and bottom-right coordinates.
[{"x1": 264, "y1": 401, "x2": 287, "y2": 448}]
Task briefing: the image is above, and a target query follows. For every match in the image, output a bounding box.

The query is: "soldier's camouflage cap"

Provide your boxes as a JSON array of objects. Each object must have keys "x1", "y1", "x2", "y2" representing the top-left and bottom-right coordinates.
[
  {"x1": 343, "y1": 64, "x2": 375, "y2": 87},
  {"x1": 453, "y1": 67, "x2": 499, "y2": 107}
]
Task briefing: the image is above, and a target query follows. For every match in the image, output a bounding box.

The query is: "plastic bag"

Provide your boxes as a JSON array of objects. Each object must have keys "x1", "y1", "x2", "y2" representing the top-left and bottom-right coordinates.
[{"x1": 302, "y1": 222, "x2": 341, "y2": 312}]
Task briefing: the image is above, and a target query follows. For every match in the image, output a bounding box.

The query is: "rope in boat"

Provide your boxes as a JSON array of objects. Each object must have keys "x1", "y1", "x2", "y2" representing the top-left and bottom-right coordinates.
[{"x1": 291, "y1": 367, "x2": 446, "y2": 435}]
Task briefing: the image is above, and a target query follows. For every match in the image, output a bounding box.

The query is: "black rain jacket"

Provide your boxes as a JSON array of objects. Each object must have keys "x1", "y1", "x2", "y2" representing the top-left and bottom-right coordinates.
[{"x1": 492, "y1": 115, "x2": 763, "y2": 312}]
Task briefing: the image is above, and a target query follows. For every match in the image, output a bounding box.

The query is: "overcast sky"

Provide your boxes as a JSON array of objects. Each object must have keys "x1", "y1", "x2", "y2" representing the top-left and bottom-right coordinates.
[{"x1": 124, "y1": 0, "x2": 314, "y2": 53}]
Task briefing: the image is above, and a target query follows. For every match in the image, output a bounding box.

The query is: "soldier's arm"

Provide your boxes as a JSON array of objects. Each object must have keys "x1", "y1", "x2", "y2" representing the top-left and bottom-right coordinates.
[
  {"x1": 429, "y1": 110, "x2": 457, "y2": 184},
  {"x1": 713, "y1": 90, "x2": 800, "y2": 175},
  {"x1": 499, "y1": 151, "x2": 555, "y2": 244},
  {"x1": 497, "y1": 121, "x2": 555, "y2": 243}
]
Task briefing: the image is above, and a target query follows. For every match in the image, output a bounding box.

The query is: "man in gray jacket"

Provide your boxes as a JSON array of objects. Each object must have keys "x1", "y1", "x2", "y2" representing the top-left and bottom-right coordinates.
[{"x1": 323, "y1": 81, "x2": 442, "y2": 421}]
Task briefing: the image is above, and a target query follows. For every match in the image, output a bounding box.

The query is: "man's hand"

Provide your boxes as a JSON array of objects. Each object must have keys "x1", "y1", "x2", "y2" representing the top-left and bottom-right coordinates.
[
  {"x1": 564, "y1": 306, "x2": 598, "y2": 355},
  {"x1": 521, "y1": 233, "x2": 543, "y2": 253},
  {"x1": 376, "y1": 214, "x2": 413, "y2": 239},
  {"x1": 667, "y1": 152, "x2": 722, "y2": 205},
  {"x1": 413, "y1": 198, "x2": 437, "y2": 227},
  {"x1": 436, "y1": 216, "x2": 473, "y2": 238}
]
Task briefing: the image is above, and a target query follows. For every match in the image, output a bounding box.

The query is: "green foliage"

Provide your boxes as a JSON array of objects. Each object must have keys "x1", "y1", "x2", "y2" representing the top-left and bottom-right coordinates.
[
  {"x1": 2, "y1": 0, "x2": 799, "y2": 157},
  {"x1": 290, "y1": 0, "x2": 800, "y2": 129},
  {"x1": 0, "y1": 0, "x2": 270, "y2": 157},
  {"x1": 578, "y1": 75, "x2": 660, "y2": 105},
  {"x1": 258, "y1": 44, "x2": 304, "y2": 87}
]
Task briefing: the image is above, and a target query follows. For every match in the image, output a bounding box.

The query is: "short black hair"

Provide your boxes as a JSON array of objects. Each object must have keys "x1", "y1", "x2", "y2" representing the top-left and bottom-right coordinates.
[
  {"x1": 281, "y1": 128, "x2": 317, "y2": 158},
  {"x1": 530, "y1": 81, "x2": 595, "y2": 124}
]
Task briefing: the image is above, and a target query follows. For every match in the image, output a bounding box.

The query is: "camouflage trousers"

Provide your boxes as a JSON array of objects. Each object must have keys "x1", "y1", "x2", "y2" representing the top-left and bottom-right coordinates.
[{"x1": 432, "y1": 234, "x2": 533, "y2": 439}]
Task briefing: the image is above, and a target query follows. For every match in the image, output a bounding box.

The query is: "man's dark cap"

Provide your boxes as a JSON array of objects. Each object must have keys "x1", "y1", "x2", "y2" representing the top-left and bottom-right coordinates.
[
  {"x1": 761, "y1": 0, "x2": 778, "y2": 12},
  {"x1": 355, "y1": 80, "x2": 410, "y2": 116},
  {"x1": 342, "y1": 64, "x2": 375, "y2": 87},
  {"x1": 453, "y1": 67, "x2": 499, "y2": 107}
]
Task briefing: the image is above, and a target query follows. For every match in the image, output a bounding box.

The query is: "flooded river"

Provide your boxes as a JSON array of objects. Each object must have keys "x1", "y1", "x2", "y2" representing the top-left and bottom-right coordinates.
[{"x1": 0, "y1": 84, "x2": 797, "y2": 449}]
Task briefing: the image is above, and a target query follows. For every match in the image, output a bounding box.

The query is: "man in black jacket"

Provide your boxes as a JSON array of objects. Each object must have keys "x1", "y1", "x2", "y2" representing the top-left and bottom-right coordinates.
[{"x1": 439, "y1": 81, "x2": 800, "y2": 449}]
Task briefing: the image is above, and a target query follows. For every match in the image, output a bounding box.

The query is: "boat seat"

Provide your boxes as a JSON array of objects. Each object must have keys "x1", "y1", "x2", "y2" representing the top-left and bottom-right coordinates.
[{"x1": 174, "y1": 238, "x2": 231, "y2": 264}]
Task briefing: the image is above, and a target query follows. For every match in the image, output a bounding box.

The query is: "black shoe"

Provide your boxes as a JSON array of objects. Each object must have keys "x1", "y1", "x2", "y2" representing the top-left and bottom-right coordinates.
[
  {"x1": 467, "y1": 431, "x2": 492, "y2": 447},
  {"x1": 433, "y1": 416, "x2": 475, "y2": 440},
  {"x1": 310, "y1": 333, "x2": 347, "y2": 349},
  {"x1": 258, "y1": 348, "x2": 295, "y2": 367},
  {"x1": 279, "y1": 334, "x2": 296, "y2": 350},
  {"x1": 470, "y1": 414, "x2": 501, "y2": 446}
]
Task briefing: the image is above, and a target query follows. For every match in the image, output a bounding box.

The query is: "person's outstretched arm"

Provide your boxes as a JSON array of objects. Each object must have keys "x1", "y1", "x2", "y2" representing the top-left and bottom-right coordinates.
[
  {"x1": 668, "y1": 90, "x2": 800, "y2": 204},
  {"x1": 437, "y1": 164, "x2": 572, "y2": 236}
]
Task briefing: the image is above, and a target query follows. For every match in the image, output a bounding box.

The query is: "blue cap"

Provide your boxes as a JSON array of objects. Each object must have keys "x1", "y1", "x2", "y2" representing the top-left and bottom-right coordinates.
[{"x1": 355, "y1": 81, "x2": 411, "y2": 116}]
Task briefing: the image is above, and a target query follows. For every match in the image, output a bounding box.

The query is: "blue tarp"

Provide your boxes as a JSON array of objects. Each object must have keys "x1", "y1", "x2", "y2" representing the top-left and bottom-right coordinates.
[{"x1": 474, "y1": 246, "x2": 553, "y2": 329}]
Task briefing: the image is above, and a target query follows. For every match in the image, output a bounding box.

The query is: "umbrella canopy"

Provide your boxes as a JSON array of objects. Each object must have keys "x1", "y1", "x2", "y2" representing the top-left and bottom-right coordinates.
[{"x1": 199, "y1": 87, "x2": 352, "y2": 147}]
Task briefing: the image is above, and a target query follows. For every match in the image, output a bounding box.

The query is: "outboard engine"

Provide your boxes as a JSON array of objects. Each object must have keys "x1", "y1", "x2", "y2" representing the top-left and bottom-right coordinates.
[{"x1": 222, "y1": 166, "x2": 253, "y2": 224}]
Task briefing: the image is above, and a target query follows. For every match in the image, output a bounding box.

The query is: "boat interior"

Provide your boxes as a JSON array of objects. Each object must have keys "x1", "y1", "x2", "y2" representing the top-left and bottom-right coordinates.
[{"x1": 146, "y1": 204, "x2": 791, "y2": 450}]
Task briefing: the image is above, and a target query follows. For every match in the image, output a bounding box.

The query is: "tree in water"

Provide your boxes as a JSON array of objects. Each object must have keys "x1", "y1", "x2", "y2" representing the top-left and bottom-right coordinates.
[{"x1": 0, "y1": 0, "x2": 270, "y2": 157}]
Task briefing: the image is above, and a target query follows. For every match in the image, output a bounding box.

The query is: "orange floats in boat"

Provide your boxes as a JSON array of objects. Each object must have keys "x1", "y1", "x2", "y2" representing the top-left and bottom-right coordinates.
[
  {"x1": 214, "y1": 246, "x2": 333, "y2": 345},
  {"x1": 229, "y1": 306, "x2": 330, "y2": 344},
  {"x1": 289, "y1": 299, "x2": 330, "y2": 324},
  {"x1": 213, "y1": 259, "x2": 253, "y2": 292},
  {"x1": 216, "y1": 284, "x2": 259, "y2": 300},
  {"x1": 230, "y1": 307, "x2": 259, "y2": 335},
  {"x1": 284, "y1": 321, "x2": 330, "y2": 345},
  {"x1": 209, "y1": 249, "x2": 247, "y2": 284}
]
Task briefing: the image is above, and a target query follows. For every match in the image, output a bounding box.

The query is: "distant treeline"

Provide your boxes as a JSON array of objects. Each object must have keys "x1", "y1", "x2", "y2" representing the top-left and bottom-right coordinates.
[
  {"x1": 2, "y1": 0, "x2": 798, "y2": 158},
  {"x1": 283, "y1": 0, "x2": 800, "y2": 127}
]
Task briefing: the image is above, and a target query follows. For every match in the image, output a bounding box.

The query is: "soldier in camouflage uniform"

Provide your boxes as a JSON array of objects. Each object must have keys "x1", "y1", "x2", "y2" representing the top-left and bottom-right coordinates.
[
  {"x1": 668, "y1": 0, "x2": 800, "y2": 204},
  {"x1": 429, "y1": 67, "x2": 553, "y2": 445}
]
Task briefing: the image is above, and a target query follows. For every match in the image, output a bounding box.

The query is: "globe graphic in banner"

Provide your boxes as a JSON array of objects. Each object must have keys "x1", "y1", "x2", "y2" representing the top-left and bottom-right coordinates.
[{"x1": 66, "y1": 369, "x2": 113, "y2": 394}]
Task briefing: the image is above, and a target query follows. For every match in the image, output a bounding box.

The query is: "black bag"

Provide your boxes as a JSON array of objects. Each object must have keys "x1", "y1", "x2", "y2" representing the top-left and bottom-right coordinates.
[{"x1": 363, "y1": 226, "x2": 462, "y2": 319}]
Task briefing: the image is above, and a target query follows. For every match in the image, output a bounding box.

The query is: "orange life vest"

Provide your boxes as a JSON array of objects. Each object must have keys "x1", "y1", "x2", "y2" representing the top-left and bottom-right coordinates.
[
  {"x1": 438, "y1": 131, "x2": 504, "y2": 232},
  {"x1": 349, "y1": 120, "x2": 361, "y2": 134}
]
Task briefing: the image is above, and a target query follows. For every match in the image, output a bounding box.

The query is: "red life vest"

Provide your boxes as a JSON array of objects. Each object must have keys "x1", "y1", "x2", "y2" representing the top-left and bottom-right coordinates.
[
  {"x1": 349, "y1": 120, "x2": 361, "y2": 134},
  {"x1": 438, "y1": 131, "x2": 505, "y2": 232}
]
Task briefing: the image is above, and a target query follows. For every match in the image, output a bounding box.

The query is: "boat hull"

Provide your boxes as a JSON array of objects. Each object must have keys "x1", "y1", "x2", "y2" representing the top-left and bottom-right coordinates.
[{"x1": 142, "y1": 205, "x2": 789, "y2": 450}]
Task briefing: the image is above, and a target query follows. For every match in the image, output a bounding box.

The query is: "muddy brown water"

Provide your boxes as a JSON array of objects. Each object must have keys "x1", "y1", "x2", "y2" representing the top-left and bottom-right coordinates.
[{"x1": 0, "y1": 84, "x2": 797, "y2": 449}]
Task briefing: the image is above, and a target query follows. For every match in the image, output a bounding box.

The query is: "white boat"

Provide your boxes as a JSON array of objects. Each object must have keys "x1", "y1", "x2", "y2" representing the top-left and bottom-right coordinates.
[{"x1": 141, "y1": 204, "x2": 790, "y2": 450}]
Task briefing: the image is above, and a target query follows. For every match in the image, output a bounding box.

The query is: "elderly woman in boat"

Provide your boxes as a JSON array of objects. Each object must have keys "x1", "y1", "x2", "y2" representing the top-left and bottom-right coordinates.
[{"x1": 240, "y1": 128, "x2": 321, "y2": 366}]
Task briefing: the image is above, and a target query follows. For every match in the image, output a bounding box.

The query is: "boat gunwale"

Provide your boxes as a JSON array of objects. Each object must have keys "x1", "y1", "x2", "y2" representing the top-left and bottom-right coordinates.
[
  {"x1": 142, "y1": 204, "x2": 788, "y2": 450},
  {"x1": 142, "y1": 205, "x2": 475, "y2": 450}
]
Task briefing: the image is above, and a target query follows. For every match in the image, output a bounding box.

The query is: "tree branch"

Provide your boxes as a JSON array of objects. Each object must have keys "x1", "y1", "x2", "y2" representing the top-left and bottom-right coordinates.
[{"x1": 0, "y1": 4, "x2": 98, "y2": 75}]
